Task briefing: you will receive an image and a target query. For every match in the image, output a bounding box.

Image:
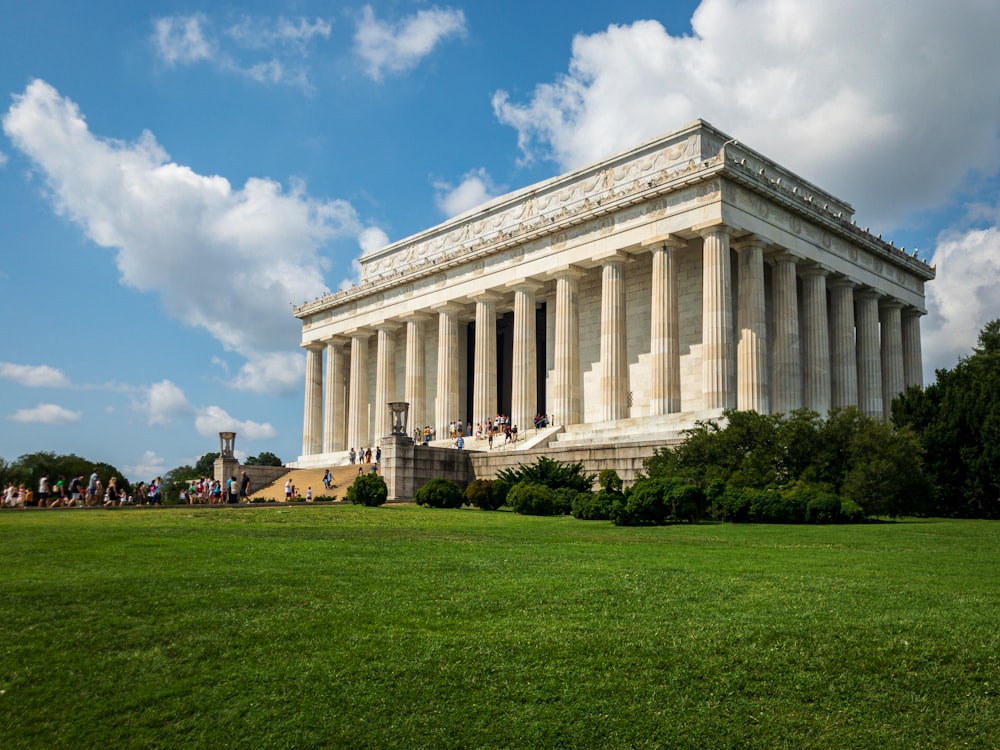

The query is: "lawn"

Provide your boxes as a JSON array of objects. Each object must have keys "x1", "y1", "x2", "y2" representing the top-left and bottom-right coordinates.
[{"x1": 0, "y1": 507, "x2": 997, "y2": 749}]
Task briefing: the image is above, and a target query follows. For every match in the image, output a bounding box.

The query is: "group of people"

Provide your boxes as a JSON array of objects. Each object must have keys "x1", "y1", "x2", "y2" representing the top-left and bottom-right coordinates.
[
  {"x1": 2, "y1": 472, "x2": 164, "y2": 509},
  {"x1": 179, "y1": 472, "x2": 250, "y2": 505},
  {"x1": 348, "y1": 446, "x2": 380, "y2": 465}
]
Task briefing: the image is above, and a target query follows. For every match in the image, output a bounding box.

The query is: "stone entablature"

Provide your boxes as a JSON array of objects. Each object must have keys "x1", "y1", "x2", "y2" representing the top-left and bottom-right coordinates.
[{"x1": 292, "y1": 120, "x2": 934, "y2": 465}]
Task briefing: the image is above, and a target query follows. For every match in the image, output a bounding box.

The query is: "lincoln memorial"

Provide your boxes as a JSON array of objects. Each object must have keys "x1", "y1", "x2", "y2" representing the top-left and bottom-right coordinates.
[{"x1": 291, "y1": 120, "x2": 933, "y2": 468}]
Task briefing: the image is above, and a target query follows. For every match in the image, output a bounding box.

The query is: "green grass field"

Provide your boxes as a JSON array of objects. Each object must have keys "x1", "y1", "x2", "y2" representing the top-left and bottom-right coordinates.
[{"x1": 1, "y1": 507, "x2": 997, "y2": 749}]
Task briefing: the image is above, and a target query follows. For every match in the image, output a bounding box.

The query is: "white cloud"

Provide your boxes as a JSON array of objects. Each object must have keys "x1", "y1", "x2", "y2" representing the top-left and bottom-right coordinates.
[
  {"x1": 123, "y1": 450, "x2": 167, "y2": 480},
  {"x1": 354, "y1": 5, "x2": 467, "y2": 81},
  {"x1": 231, "y1": 352, "x2": 303, "y2": 395},
  {"x1": 141, "y1": 379, "x2": 192, "y2": 425},
  {"x1": 153, "y1": 14, "x2": 214, "y2": 66},
  {"x1": 8, "y1": 403, "x2": 81, "y2": 424},
  {"x1": 194, "y1": 405, "x2": 276, "y2": 440},
  {"x1": 492, "y1": 0, "x2": 1000, "y2": 229},
  {"x1": 0, "y1": 150, "x2": 8, "y2": 168},
  {"x1": 492, "y1": 0, "x2": 1000, "y2": 375},
  {"x1": 153, "y1": 14, "x2": 331, "y2": 90},
  {"x1": 359, "y1": 226, "x2": 389, "y2": 254},
  {"x1": 434, "y1": 168, "x2": 502, "y2": 218},
  {"x1": 0, "y1": 362, "x2": 71, "y2": 388},
  {"x1": 226, "y1": 16, "x2": 332, "y2": 51},
  {"x1": 3, "y1": 80, "x2": 362, "y2": 394},
  {"x1": 925, "y1": 225, "x2": 1000, "y2": 371}
]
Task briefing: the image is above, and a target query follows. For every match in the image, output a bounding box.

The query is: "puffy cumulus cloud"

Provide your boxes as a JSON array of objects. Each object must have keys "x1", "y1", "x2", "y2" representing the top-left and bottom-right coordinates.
[
  {"x1": 924, "y1": 224, "x2": 1000, "y2": 371},
  {"x1": 492, "y1": 0, "x2": 1000, "y2": 229},
  {"x1": 3, "y1": 80, "x2": 362, "y2": 394},
  {"x1": 153, "y1": 13, "x2": 332, "y2": 90},
  {"x1": 0, "y1": 362, "x2": 70, "y2": 388},
  {"x1": 140, "y1": 380, "x2": 192, "y2": 426},
  {"x1": 354, "y1": 5, "x2": 466, "y2": 81},
  {"x1": 194, "y1": 405, "x2": 276, "y2": 440},
  {"x1": 123, "y1": 450, "x2": 167, "y2": 481},
  {"x1": 434, "y1": 168, "x2": 503, "y2": 218},
  {"x1": 8, "y1": 403, "x2": 82, "y2": 424},
  {"x1": 230, "y1": 352, "x2": 303, "y2": 395},
  {"x1": 358, "y1": 226, "x2": 389, "y2": 254},
  {"x1": 153, "y1": 14, "x2": 214, "y2": 66}
]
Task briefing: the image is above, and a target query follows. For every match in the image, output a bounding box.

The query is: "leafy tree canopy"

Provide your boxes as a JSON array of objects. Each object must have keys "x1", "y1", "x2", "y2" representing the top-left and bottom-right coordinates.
[
  {"x1": 244, "y1": 451, "x2": 283, "y2": 467},
  {"x1": 892, "y1": 319, "x2": 1000, "y2": 518},
  {"x1": 645, "y1": 408, "x2": 931, "y2": 518}
]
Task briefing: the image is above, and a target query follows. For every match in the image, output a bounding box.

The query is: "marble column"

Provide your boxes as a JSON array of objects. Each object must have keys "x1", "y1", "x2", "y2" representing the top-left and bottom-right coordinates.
[
  {"x1": 801, "y1": 266, "x2": 831, "y2": 415},
  {"x1": 700, "y1": 225, "x2": 735, "y2": 410},
  {"x1": 404, "y1": 314, "x2": 429, "y2": 434},
  {"x1": 734, "y1": 236, "x2": 768, "y2": 414},
  {"x1": 374, "y1": 324, "x2": 398, "y2": 441},
  {"x1": 511, "y1": 281, "x2": 543, "y2": 433},
  {"x1": 552, "y1": 267, "x2": 583, "y2": 427},
  {"x1": 828, "y1": 278, "x2": 858, "y2": 409},
  {"x1": 322, "y1": 338, "x2": 347, "y2": 453},
  {"x1": 770, "y1": 251, "x2": 801, "y2": 414},
  {"x1": 650, "y1": 240, "x2": 683, "y2": 415},
  {"x1": 902, "y1": 309, "x2": 924, "y2": 390},
  {"x1": 600, "y1": 254, "x2": 629, "y2": 422},
  {"x1": 435, "y1": 304, "x2": 461, "y2": 440},
  {"x1": 347, "y1": 330, "x2": 371, "y2": 452},
  {"x1": 855, "y1": 290, "x2": 883, "y2": 419},
  {"x1": 301, "y1": 343, "x2": 323, "y2": 456},
  {"x1": 880, "y1": 300, "x2": 904, "y2": 421},
  {"x1": 472, "y1": 292, "x2": 500, "y2": 427}
]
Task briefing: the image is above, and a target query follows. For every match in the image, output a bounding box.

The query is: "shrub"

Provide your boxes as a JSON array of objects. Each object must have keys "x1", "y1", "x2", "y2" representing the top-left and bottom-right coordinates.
[
  {"x1": 613, "y1": 478, "x2": 667, "y2": 526},
  {"x1": 507, "y1": 482, "x2": 560, "y2": 516},
  {"x1": 839, "y1": 497, "x2": 866, "y2": 522},
  {"x1": 712, "y1": 486, "x2": 752, "y2": 522},
  {"x1": 495, "y1": 456, "x2": 594, "y2": 495},
  {"x1": 663, "y1": 481, "x2": 706, "y2": 522},
  {"x1": 463, "y1": 479, "x2": 502, "y2": 511},
  {"x1": 345, "y1": 474, "x2": 387, "y2": 507},
  {"x1": 749, "y1": 487, "x2": 804, "y2": 523},
  {"x1": 598, "y1": 469, "x2": 623, "y2": 494},
  {"x1": 804, "y1": 489, "x2": 844, "y2": 523},
  {"x1": 553, "y1": 487, "x2": 581, "y2": 516},
  {"x1": 572, "y1": 490, "x2": 614, "y2": 520},
  {"x1": 415, "y1": 478, "x2": 464, "y2": 509}
]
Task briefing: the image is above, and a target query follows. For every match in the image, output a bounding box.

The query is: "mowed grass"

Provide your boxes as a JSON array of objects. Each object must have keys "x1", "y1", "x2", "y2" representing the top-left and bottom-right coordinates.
[{"x1": 0, "y1": 507, "x2": 997, "y2": 749}]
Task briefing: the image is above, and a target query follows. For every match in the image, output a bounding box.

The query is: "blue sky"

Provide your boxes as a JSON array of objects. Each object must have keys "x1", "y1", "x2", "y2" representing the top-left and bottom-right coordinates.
[{"x1": 2, "y1": 1, "x2": 999, "y2": 481}]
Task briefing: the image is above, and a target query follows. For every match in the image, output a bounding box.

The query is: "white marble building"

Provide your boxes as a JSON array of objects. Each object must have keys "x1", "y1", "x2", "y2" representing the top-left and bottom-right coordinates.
[{"x1": 292, "y1": 120, "x2": 933, "y2": 467}]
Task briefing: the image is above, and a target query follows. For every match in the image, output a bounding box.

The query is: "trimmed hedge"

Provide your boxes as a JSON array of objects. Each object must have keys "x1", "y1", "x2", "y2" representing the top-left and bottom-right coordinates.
[{"x1": 415, "y1": 478, "x2": 464, "y2": 509}]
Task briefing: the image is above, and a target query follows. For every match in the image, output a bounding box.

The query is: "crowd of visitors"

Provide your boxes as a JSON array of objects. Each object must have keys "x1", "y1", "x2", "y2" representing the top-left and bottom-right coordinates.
[{"x1": 2, "y1": 471, "x2": 164, "y2": 509}]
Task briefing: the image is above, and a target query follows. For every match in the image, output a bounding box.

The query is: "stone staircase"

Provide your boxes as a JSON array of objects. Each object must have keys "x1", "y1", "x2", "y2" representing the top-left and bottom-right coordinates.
[
  {"x1": 247, "y1": 464, "x2": 372, "y2": 502},
  {"x1": 550, "y1": 410, "x2": 723, "y2": 448}
]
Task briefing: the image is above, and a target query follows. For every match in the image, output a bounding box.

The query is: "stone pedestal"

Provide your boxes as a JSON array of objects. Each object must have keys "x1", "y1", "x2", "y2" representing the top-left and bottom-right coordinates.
[{"x1": 381, "y1": 434, "x2": 416, "y2": 503}]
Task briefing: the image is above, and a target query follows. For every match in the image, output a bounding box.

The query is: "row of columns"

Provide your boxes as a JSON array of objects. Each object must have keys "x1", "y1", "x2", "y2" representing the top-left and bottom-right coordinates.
[{"x1": 302, "y1": 226, "x2": 924, "y2": 456}]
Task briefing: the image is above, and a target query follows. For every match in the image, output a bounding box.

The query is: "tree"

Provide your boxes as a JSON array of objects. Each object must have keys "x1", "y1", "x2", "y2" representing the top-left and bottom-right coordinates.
[
  {"x1": 645, "y1": 408, "x2": 932, "y2": 520},
  {"x1": 893, "y1": 320, "x2": 1000, "y2": 518},
  {"x1": 245, "y1": 451, "x2": 283, "y2": 467},
  {"x1": 192, "y1": 452, "x2": 219, "y2": 478}
]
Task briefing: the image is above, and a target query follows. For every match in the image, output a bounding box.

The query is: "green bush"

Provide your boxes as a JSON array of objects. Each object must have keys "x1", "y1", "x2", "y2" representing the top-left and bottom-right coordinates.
[
  {"x1": 571, "y1": 490, "x2": 614, "y2": 520},
  {"x1": 749, "y1": 488, "x2": 804, "y2": 523},
  {"x1": 553, "y1": 487, "x2": 581, "y2": 516},
  {"x1": 463, "y1": 479, "x2": 502, "y2": 510},
  {"x1": 613, "y1": 479, "x2": 667, "y2": 526},
  {"x1": 415, "y1": 478, "x2": 464, "y2": 509},
  {"x1": 804, "y1": 489, "x2": 845, "y2": 523},
  {"x1": 507, "y1": 482, "x2": 562, "y2": 516},
  {"x1": 839, "y1": 497, "x2": 866, "y2": 522},
  {"x1": 345, "y1": 474, "x2": 387, "y2": 507},
  {"x1": 598, "y1": 469, "x2": 623, "y2": 493},
  {"x1": 712, "y1": 486, "x2": 752, "y2": 522}
]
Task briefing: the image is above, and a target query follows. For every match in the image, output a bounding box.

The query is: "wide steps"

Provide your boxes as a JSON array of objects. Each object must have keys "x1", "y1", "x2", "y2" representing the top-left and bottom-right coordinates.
[{"x1": 248, "y1": 464, "x2": 369, "y2": 502}]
